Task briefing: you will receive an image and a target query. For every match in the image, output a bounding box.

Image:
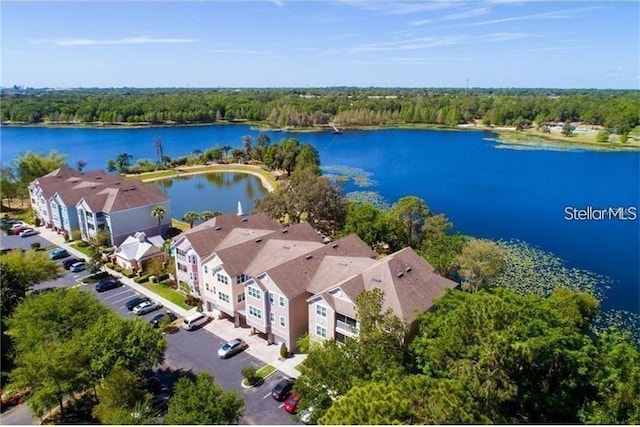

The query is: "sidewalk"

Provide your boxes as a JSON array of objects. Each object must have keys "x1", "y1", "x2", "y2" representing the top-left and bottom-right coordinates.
[{"x1": 36, "y1": 225, "x2": 305, "y2": 377}]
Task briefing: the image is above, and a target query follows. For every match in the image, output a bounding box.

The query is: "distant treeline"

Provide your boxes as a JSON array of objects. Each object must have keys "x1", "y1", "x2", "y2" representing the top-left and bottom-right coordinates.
[{"x1": 1, "y1": 87, "x2": 639, "y2": 133}]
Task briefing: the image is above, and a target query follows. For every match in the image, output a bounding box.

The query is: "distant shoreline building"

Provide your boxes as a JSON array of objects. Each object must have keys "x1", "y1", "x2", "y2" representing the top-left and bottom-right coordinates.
[{"x1": 29, "y1": 166, "x2": 171, "y2": 246}]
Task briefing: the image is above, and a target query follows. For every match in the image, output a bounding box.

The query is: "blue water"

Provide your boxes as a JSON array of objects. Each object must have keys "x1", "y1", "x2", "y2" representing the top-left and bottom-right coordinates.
[
  {"x1": 155, "y1": 172, "x2": 267, "y2": 223},
  {"x1": 1, "y1": 125, "x2": 638, "y2": 313}
]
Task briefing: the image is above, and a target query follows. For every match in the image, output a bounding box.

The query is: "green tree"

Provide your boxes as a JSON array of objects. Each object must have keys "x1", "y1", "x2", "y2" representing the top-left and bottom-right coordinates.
[
  {"x1": 562, "y1": 120, "x2": 575, "y2": 136},
  {"x1": 182, "y1": 211, "x2": 200, "y2": 228},
  {"x1": 256, "y1": 169, "x2": 346, "y2": 236},
  {"x1": 419, "y1": 214, "x2": 467, "y2": 277},
  {"x1": 106, "y1": 159, "x2": 118, "y2": 173},
  {"x1": 342, "y1": 203, "x2": 389, "y2": 250},
  {"x1": 354, "y1": 288, "x2": 406, "y2": 379},
  {"x1": 164, "y1": 372, "x2": 244, "y2": 425},
  {"x1": 579, "y1": 329, "x2": 640, "y2": 424},
  {"x1": 596, "y1": 129, "x2": 610, "y2": 143},
  {"x1": 456, "y1": 238, "x2": 506, "y2": 292},
  {"x1": 83, "y1": 312, "x2": 166, "y2": 380},
  {"x1": 151, "y1": 205, "x2": 166, "y2": 236},
  {"x1": 294, "y1": 144, "x2": 321, "y2": 174},
  {"x1": 0, "y1": 164, "x2": 20, "y2": 208},
  {"x1": 114, "y1": 152, "x2": 133, "y2": 173},
  {"x1": 388, "y1": 196, "x2": 431, "y2": 248},
  {"x1": 199, "y1": 210, "x2": 221, "y2": 221},
  {"x1": 12, "y1": 150, "x2": 67, "y2": 186},
  {"x1": 411, "y1": 288, "x2": 600, "y2": 423},
  {"x1": 0, "y1": 249, "x2": 62, "y2": 318},
  {"x1": 9, "y1": 337, "x2": 91, "y2": 418},
  {"x1": 242, "y1": 135, "x2": 253, "y2": 159},
  {"x1": 92, "y1": 368, "x2": 151, "y2": 424}
]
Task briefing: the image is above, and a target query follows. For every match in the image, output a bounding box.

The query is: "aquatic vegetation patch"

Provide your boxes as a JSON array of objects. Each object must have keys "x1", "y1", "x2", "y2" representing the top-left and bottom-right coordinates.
[
  {"x1": 493, "y1": 239, "x2": 609, "y2": 301},
  {"x1": 492, "y1": 239, "x2": 639, "y2": 344},
  {"x1": 344, "y1": 191, "x2": 390, "y2": 210},
  {"x1": 322, "y1": 165, "x2": 377, "y2": 188}
]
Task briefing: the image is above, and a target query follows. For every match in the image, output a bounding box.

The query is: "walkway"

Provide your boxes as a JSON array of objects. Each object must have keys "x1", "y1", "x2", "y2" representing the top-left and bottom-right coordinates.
[{"x1": 35, "y1": 225, "x2": 305, "y2": 378}]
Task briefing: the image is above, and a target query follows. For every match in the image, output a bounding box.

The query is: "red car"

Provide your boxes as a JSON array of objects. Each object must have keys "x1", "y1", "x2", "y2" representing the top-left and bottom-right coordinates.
[
  {"x1": 11, "y1": 226, "x2": 30, "y2": 235},
  {"x1": 283, "y1": 392, "x2": 300, "y2": 414}
]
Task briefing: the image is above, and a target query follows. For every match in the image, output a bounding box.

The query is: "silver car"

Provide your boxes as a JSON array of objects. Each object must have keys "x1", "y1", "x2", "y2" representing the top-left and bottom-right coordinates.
[
  {"x1": 133, "y1": 300, "x2": 162, "y2": 316},
  {"x1": 217, "y1": 338, "x2": 248, "y2": 359}
]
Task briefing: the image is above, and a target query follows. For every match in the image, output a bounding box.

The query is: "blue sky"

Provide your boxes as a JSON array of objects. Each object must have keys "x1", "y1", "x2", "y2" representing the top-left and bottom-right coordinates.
[{"x1": 1, "y1": 1, "x2": 638, "y2": 89}]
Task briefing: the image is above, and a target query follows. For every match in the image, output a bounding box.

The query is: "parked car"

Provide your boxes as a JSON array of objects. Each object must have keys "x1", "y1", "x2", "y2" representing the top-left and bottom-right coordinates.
[
  {"x1": 0, "y1": 388, "x2": 30, "y2": 413},
  {"x1": 11, "y1": 226, "x2": 30, "y2": 235},
  {"x1": 133, "y1": 300, "x2": 162, "y2": 316},
  {"x1": 70, "y1": 262, "x2": 86, "y2": 272},
  {"x1": 271, "y1": 378, "x2": 295, "y2": 401},
  {"x1": 217, "y1": 338, "x2": 248, "y2": 359},
  {"x1": 62, "y1": 257, "x2": 85, "y2": 269},
  {"x1": 49, "y1": 248, "x2": 69, "y2": 260},
  {"x1": 95, "y1": 278, "x2": 122, "y2": 292},
  {"x1": 182, "y1": 312, "x2": 209, "y2": 331},
  {"x1": 9, "y1": 222, "x2": 26, "y2": 231},
  {"x1": 150, "y1": 312, "x2": 177, "y2": 328},
  {"x1": 284, "y1": 392, "x2": 300, "y2": 414},
  {"x1": 299, "y1": 405, "x2": 315, "y2": 424},
  {"x1": 19, "y1": 228, "x2": 38, "y2": 237},
  {"x1": 126, "y1": 296, "x2": 150, "y2": 311}
]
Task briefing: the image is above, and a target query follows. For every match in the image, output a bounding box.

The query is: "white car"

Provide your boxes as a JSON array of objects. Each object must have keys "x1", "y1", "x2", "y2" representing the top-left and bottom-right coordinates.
[
  {"x1": 19, "y1": 228, "x2": 38, "y2": 237},
  {"x1": 133, "y1": 300, "x2": 162, "y2": 316}
]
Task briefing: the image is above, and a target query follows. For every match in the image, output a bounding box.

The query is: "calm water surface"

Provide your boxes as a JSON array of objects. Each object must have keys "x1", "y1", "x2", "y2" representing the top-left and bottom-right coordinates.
[{"x1": 1, "y1": 125, "x2": 638, "y2": 313}]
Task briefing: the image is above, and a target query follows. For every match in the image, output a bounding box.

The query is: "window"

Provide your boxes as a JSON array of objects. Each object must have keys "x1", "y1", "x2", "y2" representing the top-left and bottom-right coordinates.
[
  {"x1": 96, "y1": 212, "x2": 104, "y2": 218},
  {"x1": 269, "y1": 292, "x2": 275, "y2": 304},
  {"x1": 88, "y1": 223, "x2": 95, "y2": 230},
  {"x1": 248, "y1": 305, "x2": 262, "y2": 319},
  {"x1": 279, "y1": 316, "x2": 286, "y2": 328},
  {"x1": 178, "y1": 263, "x2": 187, "y2": 273},
  {"x1": 218, "y1": 292, "x2": 230, "y2": 303},
  {"x1": 204, "y1": 266, "x2": 208, "y2": 274},
  {"x1": 269, "y1": 312, "x2": 275, "y2": 323},
  {"x1": 316, "y1": 305, "x2": 327, "y2": 318},
  {"x1": 205, "y1": 283, "x2": 210, "y2": 292},
  {"x1": 236, "y1": 274, "x2": 247, "y2": 284},
  {"x1": 316, "y1": 325, "x2": 327, "y2": 338},
  {"x1": 217, "y1": 273, "x2": 229, "y2": 285},
  {"x1": 279, "y1": 296, "x2": 285, "y2": 308},
  {"x1": 247, "y1": 286, "x2": 261, "y2": 300},
  {"x1": 86, "y1": 211, "x2": 93, "y2": 218},
  {"x1": 237, "y1": 292, "x2": 245, "y2": 303}
]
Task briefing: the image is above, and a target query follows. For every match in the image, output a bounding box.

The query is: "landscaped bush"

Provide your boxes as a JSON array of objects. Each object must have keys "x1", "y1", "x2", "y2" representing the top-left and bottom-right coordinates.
[
  {"x1": 157, "y1": 273, "x2": 169, "y2": 282},
  {"x1": 133, "y1": 273, "x2": 152, "y2": 284},
  {"x1": 280, "y1": 343, "x2": 289, "y2": 359},
  {"x1": 76, "y1": 241, "x2": 89, "y2": 248},
  {"x1": 122, "y1": 268, "x2": 134, "y2": 277},
  {"x1": 105, "y1": 262, "x2": 115, "y2": 269},
  {"x1": 113, "y1": 265, "x2": 123, "y2": 272},
  {"x1": 71, "y1": 230, "x2": 82, "y2": 241},
  {"x1": 30, "y1": 242, "x2": 41, "y2": 251},
  {"x1": 241, "y1": 366, "x2": 259, "y2": 386},
  {"x1": 184, "y1": 295, "x2": 202, "y2": 307},
  {"x1": 149, "y1": 275, "x2": 157, "y2": 284}
]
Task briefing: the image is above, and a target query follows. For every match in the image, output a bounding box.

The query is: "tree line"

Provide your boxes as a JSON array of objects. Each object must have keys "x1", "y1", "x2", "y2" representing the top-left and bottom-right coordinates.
[{"x1": 2, "y1": 87, "x2": 638, "y2": 134}]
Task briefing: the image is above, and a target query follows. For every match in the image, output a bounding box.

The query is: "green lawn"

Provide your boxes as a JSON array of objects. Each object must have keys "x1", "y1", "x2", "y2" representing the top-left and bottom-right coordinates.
[
  {"x1": 145, "y1": 283, "x2": 190, "y2": 310},
  {"x1": 69, "y1": 242, "x2": 93, "y2": 257},
  {"x1": 256, "y1": 364, "x2": 277, "y2": 379}
]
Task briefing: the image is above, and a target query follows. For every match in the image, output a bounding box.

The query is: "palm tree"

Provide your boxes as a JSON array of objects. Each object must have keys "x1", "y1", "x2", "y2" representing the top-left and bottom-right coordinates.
[
  {"x1": 199, "y1": 211, "x2": 222, "y2": 221},
  {"x1": 151, "y1": 205, "x2": 166, "y2": 236},
  {"x1": 183, "y1": 211, "x2": 200, "y2": 229}
]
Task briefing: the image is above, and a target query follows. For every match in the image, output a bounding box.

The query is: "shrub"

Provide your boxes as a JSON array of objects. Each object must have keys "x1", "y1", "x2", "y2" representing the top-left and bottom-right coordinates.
[
  {"x1": 33, "y1": 217, "x2": 41, "y2": 227},
  {"x1": 71, "y1": 230, "x2": 82, "y2": 241},
  {"x1": 114, "y1": 265, "x2": 123, "y2": 272},
  {"x1": 296, "y1": 333, "x2": 310, "y2": 354},
  {"x1": 30, "y1": 242, "x2": 41, "y2": 251},
  {"x1": 184, "y1": 295, "x2": 202, "y2": 307},
  {"x1": 77, "y1": 240, "x2": 90, "y2": 248},
  {"x1": 105, "y1": 262, "x2": 115, "y2": 269},
  {"x1": 241, "y1": 366, "x2": 258, "y2": 386},
  {"x1": 149, "y1": 275, "x2": 157, "y2": 284},
  {"x1": 280, "y1": 343, "x2": 289, "y2": 359},
  {"x1": 158, "y1": 273, "x2": 169, "y2": 282},
  {"x1": 122, "y1": 269, "x2": 134, "y2": 278},
  {"x1": 133, "y1": 274, "x2": 152, "y2": 284}
]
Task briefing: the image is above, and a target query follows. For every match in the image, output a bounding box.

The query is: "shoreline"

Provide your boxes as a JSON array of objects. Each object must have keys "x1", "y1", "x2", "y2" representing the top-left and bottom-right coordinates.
[
  {"x1": 3, "y1": 120, "x2": 639, "y2": 152},
  {"x1": 128, "y1": 163, "x2": 277, "y2": 193}
]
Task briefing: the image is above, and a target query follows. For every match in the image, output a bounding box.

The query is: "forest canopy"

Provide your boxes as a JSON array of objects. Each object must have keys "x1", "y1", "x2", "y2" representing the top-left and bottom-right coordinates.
[{"x1": 2, "y1": 87, "x2": 638, "y2": 132}]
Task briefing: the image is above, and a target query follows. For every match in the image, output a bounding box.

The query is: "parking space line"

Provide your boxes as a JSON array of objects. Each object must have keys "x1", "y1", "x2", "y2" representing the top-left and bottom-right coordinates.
[
  {"x1": 278, "y1": 403, "x2": 284, "y2": 408},
  {"x1": 263, "y1": 392, "x2": 272, "y2": 399},
  {"x1": 103, "y1": 290, "x2": 134, "y2": 300},
  {"x1": 112, "y1": 294, "x2": 137, "y2": 304}
]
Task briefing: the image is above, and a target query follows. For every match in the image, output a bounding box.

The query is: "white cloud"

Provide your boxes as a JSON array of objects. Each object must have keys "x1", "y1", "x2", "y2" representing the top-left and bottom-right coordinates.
[
  {"x1": 32, "y1": 36, "x2": 201, "y2": 46},
  {"x1": 465, "y1": 5, "x2": 604, "y2": 26},
  {"x1": 208, "y1": 49, "x2": 273, "y2": 55},
  {"x1": 348, "y1": 32, "x2": 526, "y2": 53}
]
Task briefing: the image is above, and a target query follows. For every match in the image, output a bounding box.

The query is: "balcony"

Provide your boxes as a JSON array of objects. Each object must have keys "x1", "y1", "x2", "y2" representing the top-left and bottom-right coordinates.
[{"x1": 335, "y1": 317, "x2": 359, "y2": 335}]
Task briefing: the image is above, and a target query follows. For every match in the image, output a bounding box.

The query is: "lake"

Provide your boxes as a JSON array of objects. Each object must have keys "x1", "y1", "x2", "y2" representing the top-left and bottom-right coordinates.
[{"x1": 1, "y1": 124, "x2": 638, "y2": 314}]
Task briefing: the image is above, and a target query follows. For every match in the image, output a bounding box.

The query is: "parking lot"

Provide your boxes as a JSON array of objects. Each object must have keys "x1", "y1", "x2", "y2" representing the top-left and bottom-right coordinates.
[{"x1": 2, "y1": 230, "x2": 300, "y2": 425}]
